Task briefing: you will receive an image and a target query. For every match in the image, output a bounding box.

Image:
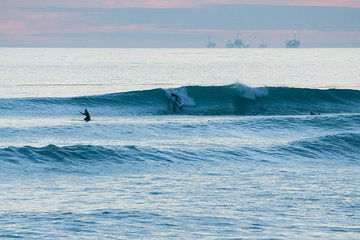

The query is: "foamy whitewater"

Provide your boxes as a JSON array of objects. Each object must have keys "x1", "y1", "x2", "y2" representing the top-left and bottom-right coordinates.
[{"x1": 0, "y1": 48, "x2": 359, "y2": 239}]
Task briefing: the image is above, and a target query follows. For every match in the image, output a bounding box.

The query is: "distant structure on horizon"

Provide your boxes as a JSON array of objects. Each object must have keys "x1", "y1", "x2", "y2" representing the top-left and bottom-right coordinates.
[
  {"x1": 206, "y1": 36, "x2": 216, "y2": 48},
  {"x1": 225, "y1": 34, "x2": 250, "y2": 48},
  {"x1": 286, "y1": 32, "x2": 301, "y2": 48}
]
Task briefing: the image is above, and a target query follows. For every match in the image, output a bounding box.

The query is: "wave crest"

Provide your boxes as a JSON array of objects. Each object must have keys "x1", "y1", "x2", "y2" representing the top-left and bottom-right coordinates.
[{"x1": 1, "y1": 84, "x2": 359, "y2": 116}]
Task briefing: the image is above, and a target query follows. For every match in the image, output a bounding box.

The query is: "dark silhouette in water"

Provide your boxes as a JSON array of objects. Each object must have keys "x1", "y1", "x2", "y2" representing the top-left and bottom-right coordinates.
[
  {"x1": 80, "y1": 109, "x2": 91, "y2": 121},
  {"x1": 310, "y1": 112, "x2": 320, "y2": 115},
  {"x1": 170, "y1": 92, "x2": 183, "y2": 113}
]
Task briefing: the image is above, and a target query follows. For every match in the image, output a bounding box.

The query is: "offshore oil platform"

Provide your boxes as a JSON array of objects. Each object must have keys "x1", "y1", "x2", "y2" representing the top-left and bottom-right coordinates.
[
  {"x1": 225, "y1": 34, "x2": 250, "y2": 48},
  {"x1": 206, "y1": 36, "x2": 216, "y2": 48},
  {"x1": 204, "y1": 32, "x2": 302, "y2": 48},
  {"x1": 286, "y1": 32, "x2": 301, "y2": 48}
]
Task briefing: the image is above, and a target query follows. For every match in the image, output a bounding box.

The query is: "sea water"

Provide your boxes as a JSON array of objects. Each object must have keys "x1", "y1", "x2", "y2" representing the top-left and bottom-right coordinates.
[{"x1": 0, "y1": 48, "x2": 359, "y2": 239}]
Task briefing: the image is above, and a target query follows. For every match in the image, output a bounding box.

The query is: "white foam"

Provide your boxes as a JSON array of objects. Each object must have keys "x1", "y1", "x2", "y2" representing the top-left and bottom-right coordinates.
[
  {"x1": 165, "y1": 87, "x2": 196, "y2": 106},
  {"x1": 232, "y1": 83, "x2": 268, "y2": 100}
]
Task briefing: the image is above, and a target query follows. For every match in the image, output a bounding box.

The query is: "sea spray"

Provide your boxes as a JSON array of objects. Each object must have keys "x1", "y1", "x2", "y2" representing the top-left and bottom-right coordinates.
[{"x1": 232, "y1": 83, "x2": 268, "y2": 100}]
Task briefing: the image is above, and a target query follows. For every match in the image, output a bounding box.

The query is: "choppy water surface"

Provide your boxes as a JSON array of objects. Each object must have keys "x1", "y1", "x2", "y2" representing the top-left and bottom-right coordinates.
[{"x1": 0, "y1": 48, "x2": 359, "y2": 239}]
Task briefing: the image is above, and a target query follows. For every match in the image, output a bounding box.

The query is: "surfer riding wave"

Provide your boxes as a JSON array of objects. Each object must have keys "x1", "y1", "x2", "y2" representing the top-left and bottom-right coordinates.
[{"x1": 169, "y1": 92, "x2": 183, "y2": 113}]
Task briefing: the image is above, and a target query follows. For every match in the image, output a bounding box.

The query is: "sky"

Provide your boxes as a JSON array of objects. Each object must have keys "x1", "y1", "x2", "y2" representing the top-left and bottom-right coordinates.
[{"x1": 1, "y1": 0, "x2": 360, "y2": 47}]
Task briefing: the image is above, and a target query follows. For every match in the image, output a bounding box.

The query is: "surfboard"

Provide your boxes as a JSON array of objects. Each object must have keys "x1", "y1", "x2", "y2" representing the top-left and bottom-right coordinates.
[
  {"x1": 70, "y1": 119, "x2": 91, "y2": 122},
  {"x1": 175, "y1": 99, "x2": 183, "y2": 108}
]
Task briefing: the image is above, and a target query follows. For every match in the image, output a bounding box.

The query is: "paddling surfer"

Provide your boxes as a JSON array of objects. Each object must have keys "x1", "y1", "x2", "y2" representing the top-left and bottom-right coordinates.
[{"x1": 80, "y1": 109, "x2": 91, "y2": 121}]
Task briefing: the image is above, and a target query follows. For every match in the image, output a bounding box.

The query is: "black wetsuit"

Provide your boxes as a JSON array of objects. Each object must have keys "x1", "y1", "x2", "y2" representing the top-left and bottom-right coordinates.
[
  {"x1": 170, "y1": 93, "x2": 182, "y2": 112},
  {"x1": 81, "y1": 109, "x2": 91, "y2": 121},
  {"x1": 171, "y1": 93, "x2": 179, "y2": 101}
]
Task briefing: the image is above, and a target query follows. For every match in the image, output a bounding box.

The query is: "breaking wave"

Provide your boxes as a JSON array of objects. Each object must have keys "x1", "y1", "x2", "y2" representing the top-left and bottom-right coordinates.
[{"x1": 1, "y1": 84, "x2": 359, "y2": 116}]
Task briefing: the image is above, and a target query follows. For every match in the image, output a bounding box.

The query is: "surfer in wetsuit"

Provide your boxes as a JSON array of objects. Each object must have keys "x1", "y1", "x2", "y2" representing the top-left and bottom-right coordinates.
[
  {"x1": 170, "y1": 92, "x2": 183, "y2": 113},
  {"x1": 80, "y1": 109, "x2": 91, "y2": 121}
]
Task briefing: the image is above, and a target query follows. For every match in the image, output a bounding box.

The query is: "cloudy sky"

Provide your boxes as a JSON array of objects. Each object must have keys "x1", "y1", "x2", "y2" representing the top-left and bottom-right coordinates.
[{"x1": 1, "y1": 0, "x2": 360, "y2": 47}]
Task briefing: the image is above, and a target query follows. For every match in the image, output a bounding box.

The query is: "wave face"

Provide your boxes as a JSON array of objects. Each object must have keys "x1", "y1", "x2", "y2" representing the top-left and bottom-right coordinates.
[
  {"x1": 0, "y1": 84, "x2": 360, "y2": 116},
  {"x1": 0, "y1": 145, "x2": 160, "y2": 173},
  {"x1": 272, "y1": 133, "x2": 360, "y2": 162},
  {"x1": 1, "y1": 132, "x2": 359, "y2": 173}
]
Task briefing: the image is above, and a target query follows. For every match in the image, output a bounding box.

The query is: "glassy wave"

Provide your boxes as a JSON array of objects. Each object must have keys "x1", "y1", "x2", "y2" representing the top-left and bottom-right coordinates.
[
  {"x1": 1, "y1": 84, "x2": 360, "y2": 116},
  {"x1": 1, "y1": 132, "x2": 358, "y2": 173}
]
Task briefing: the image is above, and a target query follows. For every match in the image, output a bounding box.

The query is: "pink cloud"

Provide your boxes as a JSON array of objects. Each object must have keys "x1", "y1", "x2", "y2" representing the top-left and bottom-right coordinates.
[
  {"x1": 25, "y1": 12, "x2": 70, "y2": 21},
  {"x1": 100, "y1": 0, "x2": 360, "y2": 8},
  {"x1": 0, "y1": 8, "x2": 73, "y2": 42},
  {"x1": 1, "y1": 0, "x2": 360, "y2": 8},
  {"x1": 0, "y1": 21, "x2": 25, "y2": 34},
  {"x1": 268, "y1": 0, "x2": 360, "y2": 8},
  {"x1": 1, "y1": 0, "x2": 359, "y2": 47}
]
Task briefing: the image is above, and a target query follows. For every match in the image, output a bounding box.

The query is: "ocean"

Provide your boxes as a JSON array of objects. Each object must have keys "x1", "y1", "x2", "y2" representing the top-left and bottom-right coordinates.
[{"x1": 0, "y1": 48, "x2": 359, "y2": 239}]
